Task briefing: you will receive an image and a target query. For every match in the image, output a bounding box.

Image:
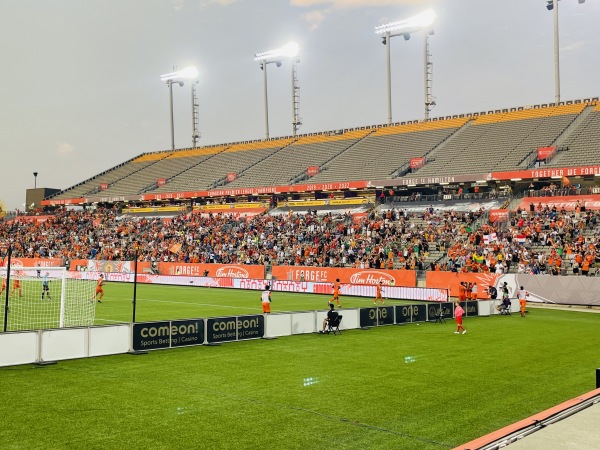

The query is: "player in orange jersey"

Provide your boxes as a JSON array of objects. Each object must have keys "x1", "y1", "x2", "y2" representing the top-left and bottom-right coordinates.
[
  {"x1": 94, "y1": 274, "x2": 104, "y2": 303},
  {"x1": 1, "y1": 276, "x2": 6, "y2": 295},
  {"x1": 330, "y1": 278, "x2": 342, "y2": 308},
  {"x1": 517, "y1": 286, "x2": 529, "y2": 318},
  {"x1": 11, "y1": 273, "x2": 23, "y2": 298},
  {"x1": 374, "y1": 281, "x2": 384, "y2": 305}
]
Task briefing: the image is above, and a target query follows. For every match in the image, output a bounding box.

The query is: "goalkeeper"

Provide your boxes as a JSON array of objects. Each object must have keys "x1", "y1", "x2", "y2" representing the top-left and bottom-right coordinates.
[{"x1": 41, "y1": 272, "x2": 51, "y2": 300}]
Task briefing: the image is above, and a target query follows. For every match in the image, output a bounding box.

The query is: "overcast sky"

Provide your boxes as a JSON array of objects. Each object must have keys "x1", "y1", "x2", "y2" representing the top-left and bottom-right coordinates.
[{"x1": 0, "y1": 0, "x2": 598, "y2": 211}]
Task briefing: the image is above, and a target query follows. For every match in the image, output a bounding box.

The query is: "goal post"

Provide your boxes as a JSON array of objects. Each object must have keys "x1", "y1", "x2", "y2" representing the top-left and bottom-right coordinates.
[{"x1": 0, "y1": 267, "x2": 98, "y2": 332}]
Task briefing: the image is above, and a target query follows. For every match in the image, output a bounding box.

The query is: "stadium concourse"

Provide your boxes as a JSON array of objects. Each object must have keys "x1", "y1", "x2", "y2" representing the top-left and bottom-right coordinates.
[{"x1": 2, "y1": 193, "x2": 600, "y2": 278}]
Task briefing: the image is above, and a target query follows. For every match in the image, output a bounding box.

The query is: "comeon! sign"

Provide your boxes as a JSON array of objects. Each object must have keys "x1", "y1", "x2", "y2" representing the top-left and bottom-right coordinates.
[
  {"x1": 207, "y1": 315, "x2": 264, "y2": 344},
  {"x1": 132, "y1": 320, "x2": 204, "y2": 351}
]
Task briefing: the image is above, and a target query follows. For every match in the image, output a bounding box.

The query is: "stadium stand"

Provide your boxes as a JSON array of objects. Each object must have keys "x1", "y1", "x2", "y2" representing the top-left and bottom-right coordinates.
[
  {"x1": 305, "y1": 118, "x2": 468, "y2": 183},
  {"x1": 51, "y1": 155, "x2": 158, "y2": 199},
  {"x1": 542, "y1": 104, "x2": 600, "y2": 167},
  {"x1": 152, "y1": 139, "x2": 294, "y2": 192},
  {"x1": 98, "y1": 147, "x2": 227, "y2": 196},
  {"x1": 411, "y1": 104, "x2": 587, "y2": 176},
  {"x1": 223, "y1": 130, "x2": 372, "y2": 187}
]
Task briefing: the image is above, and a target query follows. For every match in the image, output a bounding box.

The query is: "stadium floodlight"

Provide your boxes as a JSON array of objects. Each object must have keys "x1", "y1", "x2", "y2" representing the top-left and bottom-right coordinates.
[
  {"x1": 160, "y1": 66, "x2": 199, "y2": 83},
  {"x1": 545, "y1": 0, "x2": 585, "y2": 103},
  {"x1": 375, "y1": 9, "x2": 435, "y2": 38},
  {"x1": 254, "y1": 42, "x2": 299, "y2": 62},
  {"x1": 254, "y1": 42, "x2": 300, "y2": 139},
  {"x1": 33, "y1": 172, "x2": 38, "y2": 189},
  {"x1": 375, "y1": 10, "x2": 435, "y2": 124},
  {"x1": 161, "y1": 66, "x2": 199, "y2": 150}
]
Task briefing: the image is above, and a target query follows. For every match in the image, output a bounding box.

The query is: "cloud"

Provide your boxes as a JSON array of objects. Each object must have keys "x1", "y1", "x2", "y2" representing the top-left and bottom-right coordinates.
[
  {"x1": 560, "y1": 40, "x2": 587, "y2": 54},
  {"x1": 294, "y1": 0, "x2": 427, "y2": 29},
  {"x1": 55, "y1": 142, "x2": 75, "y2": 157},
  {"x1": 302, "y1": 9, "x2": 328, "y2": 31},
  {"x1": 171, "y1": 0, "x2": 185, "y2": 11},
  {"x1": 199, "y1": 0, "x2": 242, "y2": 6},
  {"x1": 292, "y1": 0, "x2": 425, "y2": 8}
]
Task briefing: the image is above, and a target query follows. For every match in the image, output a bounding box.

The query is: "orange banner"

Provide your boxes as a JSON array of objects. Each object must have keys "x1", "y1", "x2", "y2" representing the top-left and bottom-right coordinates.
[
  {"x1": 157, "y1": 262, "x2": 264, "y2": 279},
  {"x1": 536, "y1": 146, "x2": 556, "y2": 160},
  {"x1": 488, "y1": 209, "x2": 509, "y2": 223},
  {"x1": 1, "y1": 257, "x2": 64, "y2": 268},
  {"x1": 307, "y1": 166, "x2": 320, "y2": 176},
  {"x1": 271, "y1": 266, "x2": 416, "y2": 287},
  {"x1": 425, "y1": 272, "x2": 500, "y2": 299},
  {"x1": 410, "y1": 157, "x2": 425, "y2": 169},
  {"x1": 69, "y1": 259, "x2": 89, "y2": 271}
]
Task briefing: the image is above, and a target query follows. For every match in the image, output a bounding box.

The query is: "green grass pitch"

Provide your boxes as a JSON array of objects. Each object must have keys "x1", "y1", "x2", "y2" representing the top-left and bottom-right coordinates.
[{"x1": 1, "y1": 282, "x2": 600, "y2": 449}]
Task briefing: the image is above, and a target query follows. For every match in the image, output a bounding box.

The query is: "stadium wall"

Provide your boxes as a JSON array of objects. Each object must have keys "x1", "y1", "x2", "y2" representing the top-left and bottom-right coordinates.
[{"x1": 66, "y1": 271, "x2": 446, "y2": 302}]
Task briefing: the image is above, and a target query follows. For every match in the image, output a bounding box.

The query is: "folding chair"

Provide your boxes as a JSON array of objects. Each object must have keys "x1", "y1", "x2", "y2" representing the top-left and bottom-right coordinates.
[
  {"x1": 326, "y1": 314, "x2": 343, "y2": 335},
  {"x1": 434, "y1": 307, "x2": 447, "y2": 324}
]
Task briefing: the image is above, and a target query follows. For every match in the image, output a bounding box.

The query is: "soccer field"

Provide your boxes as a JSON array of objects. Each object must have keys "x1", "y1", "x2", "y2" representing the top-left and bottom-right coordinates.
[
  {"x1": 2, "y1": 281, "x2": 600, "y2": 449},
  {"x1": 93, "y1": 281, "x2": 424, "y2": 324}
]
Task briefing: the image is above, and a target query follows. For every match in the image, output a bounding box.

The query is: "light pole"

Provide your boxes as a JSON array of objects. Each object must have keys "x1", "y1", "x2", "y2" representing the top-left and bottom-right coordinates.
[
  {"x1": 33, "y1": 172, "x2": 38, "y2": 189},
  {"x1": 375, "y1": 9, "x2": 435, "y2": 124},
  {"x1": 192, "y1": 79, "x2": 200, "y2": 147},
  {"x1": 291, "y1": 59, "x2": 302, "y2": 137},
  {"x1": 545, "y1": 0, "x2": 586, "y2": 104},
  {"x1": 254, "y1": 42, "x2": 300, "y2": 140},
  {"x1": 160, "y1": 66, "x2": 199, "y2": 150}
]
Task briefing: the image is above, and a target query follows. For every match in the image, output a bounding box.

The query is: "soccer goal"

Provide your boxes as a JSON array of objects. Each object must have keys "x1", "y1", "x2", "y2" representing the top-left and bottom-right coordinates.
[{"x1": 0, "y1": 267, "x2": 97, "y2": 331}]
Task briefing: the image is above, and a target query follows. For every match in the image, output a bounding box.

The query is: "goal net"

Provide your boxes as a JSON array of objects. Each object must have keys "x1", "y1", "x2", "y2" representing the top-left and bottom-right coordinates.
[{"x1": 0, "y1": 267, "x2": 97, "y2": 331}]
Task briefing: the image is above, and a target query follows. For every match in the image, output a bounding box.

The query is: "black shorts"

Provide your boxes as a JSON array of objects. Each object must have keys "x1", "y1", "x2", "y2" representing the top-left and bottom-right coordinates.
[{"x1": 43, "y1": 285, "x2": 49, "y2": 291}]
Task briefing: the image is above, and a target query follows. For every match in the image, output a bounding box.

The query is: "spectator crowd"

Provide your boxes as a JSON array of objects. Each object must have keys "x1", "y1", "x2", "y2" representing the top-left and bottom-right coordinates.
[{"x1": 0, "y1": 202, "x2": 598, "y2": 276}]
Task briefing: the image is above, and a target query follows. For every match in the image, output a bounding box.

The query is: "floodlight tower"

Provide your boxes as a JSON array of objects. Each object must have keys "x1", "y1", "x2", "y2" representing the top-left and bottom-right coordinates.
[
  {"x1": 375, "y1": 9, "x2": 435, "y2": 124},
  {"x1": 254, "y1": 42, "x2": 300, "y2": 139},
  {"x1": 192, "y1": 80, "x2": 200, "y2": 147},
  {"x1": 423, "y1": 30, "x2": 435, "y2": 120},
  {"x1": 545, "y1": 0, "x2": 586, "y2": 104},
  {"x1": 291, "y1": 60, "x2": 302, "y2": 137},
  {"x1": 160, "y1": 66, "x2": 199, "y2": 150}
]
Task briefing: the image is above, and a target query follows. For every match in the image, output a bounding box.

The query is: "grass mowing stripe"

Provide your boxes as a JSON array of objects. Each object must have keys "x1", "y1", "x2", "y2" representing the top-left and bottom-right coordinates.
[
  {"x1": 142, "y1": 298, "x2": 260, "y2": 311},
  {"x1": 188, "y1": 386, "x2": 454, "y2": 448}
]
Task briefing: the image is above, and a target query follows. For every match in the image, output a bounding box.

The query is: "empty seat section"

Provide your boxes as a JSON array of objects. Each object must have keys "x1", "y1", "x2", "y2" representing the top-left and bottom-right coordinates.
[
  {"x1": 306, "y1": 119, "x2": 466, "y2": 183},
  {"x1": 545, "y1": 109, "x2": 600, "y2": 167},
  {"x1": 150, "y1": 146, "x2": 229, "y2": 193},
  {"x1": 224, "y1": 130, "x2": 371, "y2": 188},
  {"x1": 51, "y1": 155, "x2": 160, "y2": 199},
  {"x1": 414, "y1": 105, "x2": 584, "y2": 177},
  {"x1": 98, "y1": 148, "x2": 223, "y2": 196}
]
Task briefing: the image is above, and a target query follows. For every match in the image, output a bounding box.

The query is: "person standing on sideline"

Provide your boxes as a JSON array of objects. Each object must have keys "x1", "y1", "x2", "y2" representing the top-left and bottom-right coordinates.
[
  {"x1": 517, "y1": 286, "x2": 529, "y2": 318},
  {"x1": 471, "y1": 282, "x2": 478, "y2": 300},
  {"x1": 458, "y1": 282, "x2": 467, "y2": 303},
  {"x1": 94, "y1": 274, "x2": 104, "y2": 303},
  {"x1": 331, "y1": 278, "x2": 342, "y2": 308},
  {"x1": 501, "y1": 282, "x2": 511, "y2": 302},
  {"x1": 41, "y1": 272, "x2": 51, "y2": 300},
  {"x1": 454, "y1": 301, "x2": 466, "y2": 334},
  {"x1": 261, "y1": 285, "x2": 272, "y2": 314},
  {"x1": 374, "y1": 281, "x2": 384, "y2": 305}
]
